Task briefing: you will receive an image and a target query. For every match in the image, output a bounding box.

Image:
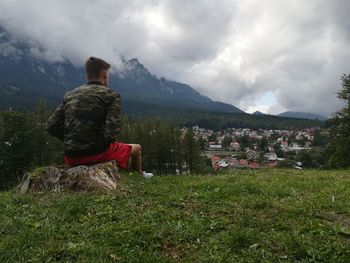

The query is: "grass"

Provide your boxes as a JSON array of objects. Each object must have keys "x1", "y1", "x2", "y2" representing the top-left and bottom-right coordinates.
[{"x1": 0, "y1": 169, "x2": 349, "y2": 262}]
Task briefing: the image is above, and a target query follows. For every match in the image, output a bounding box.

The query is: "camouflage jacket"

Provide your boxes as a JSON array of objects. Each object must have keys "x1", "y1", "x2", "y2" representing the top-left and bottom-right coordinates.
[{"x1": 46, "y1": 81, "x2": 121, "y2": 157}]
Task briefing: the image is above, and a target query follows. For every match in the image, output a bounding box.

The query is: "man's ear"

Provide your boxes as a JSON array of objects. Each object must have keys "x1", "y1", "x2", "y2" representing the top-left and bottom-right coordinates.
[{"x1": 102, "y1": 70, "x2": 109, "y2": 86}]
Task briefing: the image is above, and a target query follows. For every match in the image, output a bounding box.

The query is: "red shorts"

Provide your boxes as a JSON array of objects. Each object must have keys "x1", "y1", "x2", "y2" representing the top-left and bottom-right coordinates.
[{"x1": 64, "y1": 142, "x2": 132, "y2": 170}]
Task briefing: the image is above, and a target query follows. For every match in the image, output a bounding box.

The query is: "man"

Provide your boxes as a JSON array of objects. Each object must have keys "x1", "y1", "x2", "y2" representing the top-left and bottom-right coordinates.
[{"x1": 46, "y1": 56, "x2": 153, "y2": 177}]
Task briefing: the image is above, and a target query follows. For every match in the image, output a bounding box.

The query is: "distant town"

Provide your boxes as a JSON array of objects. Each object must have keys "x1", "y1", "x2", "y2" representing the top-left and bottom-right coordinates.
[{"x1": 182, "y1": 126, "x2": 328, "y2": 171}]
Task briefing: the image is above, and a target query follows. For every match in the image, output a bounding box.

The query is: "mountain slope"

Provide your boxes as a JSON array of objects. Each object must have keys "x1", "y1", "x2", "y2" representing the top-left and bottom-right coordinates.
[
  {"x1": 110, "y1": 58, "x2": 243, "y2": 113},
  {"x1": 278, "y1": 111, "x2": 327, "y2": 121},
  {"x1": 0, "y1": 27, "x2": 83, "y2": 109},
  {"x1": 252, "y1": 111, "x2": 267, "y2": 116},
  {"x1": 0, "y1": 26, "x2": 242, "y2": 113}
]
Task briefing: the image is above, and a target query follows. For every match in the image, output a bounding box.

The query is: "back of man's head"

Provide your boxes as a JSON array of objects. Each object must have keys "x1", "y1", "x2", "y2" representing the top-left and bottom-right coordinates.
[{"x1": 85, "y1": 57, "x2": 111, "y2": 80}]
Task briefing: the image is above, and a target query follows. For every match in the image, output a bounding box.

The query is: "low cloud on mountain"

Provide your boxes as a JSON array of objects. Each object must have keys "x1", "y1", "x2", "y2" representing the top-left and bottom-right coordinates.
[{"x1": 0, "y1": 0, "x2": 349, "y2": 116}]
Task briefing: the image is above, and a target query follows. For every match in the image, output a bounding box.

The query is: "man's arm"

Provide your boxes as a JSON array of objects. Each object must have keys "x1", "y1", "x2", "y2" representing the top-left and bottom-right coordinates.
[
  {"x1": 104, "y1": 93, "x2": 121, "y2": 143},
  {"x1": 46, "y1": 102, "x2": 65, "y2": 141}
]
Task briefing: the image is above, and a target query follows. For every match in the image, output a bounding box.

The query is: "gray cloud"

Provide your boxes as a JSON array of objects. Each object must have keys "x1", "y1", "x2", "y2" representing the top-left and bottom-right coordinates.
[{"x1": 0, "y1": 0, "x2": 349, "y2": 116}]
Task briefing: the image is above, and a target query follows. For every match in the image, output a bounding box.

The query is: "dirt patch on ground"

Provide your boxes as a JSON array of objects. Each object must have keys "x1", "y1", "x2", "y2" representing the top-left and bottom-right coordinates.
[{"x1": 326, "y1": 212, "x2": 350, "y2": 228}]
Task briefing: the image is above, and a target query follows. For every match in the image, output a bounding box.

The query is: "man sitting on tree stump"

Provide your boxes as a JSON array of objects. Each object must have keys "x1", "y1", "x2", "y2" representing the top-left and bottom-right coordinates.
[{"x1": 46, "y1": 56, "x2": 153, "y2": 178}]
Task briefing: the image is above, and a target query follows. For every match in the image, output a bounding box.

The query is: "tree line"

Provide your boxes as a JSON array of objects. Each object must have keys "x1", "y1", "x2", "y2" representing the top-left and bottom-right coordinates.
[
  {"x1": 1, "y1": 74, "x2": 350, "y2": 190},
  {"x1": 0, "y1": 101, "x2": 206, "y2": 190},
  {"x1": 123, "y1": 100, "x2": 325, "y2": 130},
  {"x1": 0, "y1": 100, "x2": 63, "y2": 189},
  {"x1": 119, "y1": 119, "x2": 207, "y2": 175}
]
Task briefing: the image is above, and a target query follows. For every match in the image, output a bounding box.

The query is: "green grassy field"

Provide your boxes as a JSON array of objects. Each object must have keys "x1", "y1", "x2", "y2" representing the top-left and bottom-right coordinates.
[{"x1": 0, "y1": 169, "x2": 349, "y2": 262}]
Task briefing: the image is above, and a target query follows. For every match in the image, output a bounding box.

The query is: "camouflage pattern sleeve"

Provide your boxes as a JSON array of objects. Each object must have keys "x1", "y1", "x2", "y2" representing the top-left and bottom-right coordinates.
[
  {"x1": 104, "y1": 93, "x2": 121, "y2": 143},
  {"x1": 46, "y1": 102, "x2": 65, "y2": 141}
]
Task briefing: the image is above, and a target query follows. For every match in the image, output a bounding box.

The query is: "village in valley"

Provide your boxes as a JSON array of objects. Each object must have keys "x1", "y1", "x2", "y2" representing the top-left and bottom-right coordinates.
[{"x1": 184, "y1": 126, "x2": 328, "y2": 171}]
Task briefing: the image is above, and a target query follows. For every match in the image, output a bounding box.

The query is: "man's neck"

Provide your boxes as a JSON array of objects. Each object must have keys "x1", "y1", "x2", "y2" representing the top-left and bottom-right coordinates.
[{"x1": 87, "y1": 79, "x2": 106, "y2": 86}]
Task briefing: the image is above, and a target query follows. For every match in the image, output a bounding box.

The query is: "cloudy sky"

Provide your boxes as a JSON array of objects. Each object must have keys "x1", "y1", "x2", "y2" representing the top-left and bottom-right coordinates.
[{"x1": 1, "y1": 0, "x2": 349, "y2": 116}]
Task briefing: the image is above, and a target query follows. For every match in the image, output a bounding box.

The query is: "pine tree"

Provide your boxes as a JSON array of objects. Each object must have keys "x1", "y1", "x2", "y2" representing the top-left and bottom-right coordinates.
[
  {"x1": 174, "y1": 127, "x2": 184, "y2": 174},
  {"x1": 32, "y1": 99, "x2": 64, "y2": 166},
  {"x1": 0, "y1": 111, "x2": 35, "y2": 188},
  {"x1": 32, "y1": 99, "x2": 50, "y2": 165},
  {"x1": 119, "y1": 119, "x2": 202, "y2": 174},
  {"x1": 259, "y1": 136, "x2": 268, "y2": 152},
  {"x1": 222, "y1": 136, "x2": 232, "y2": 150},
  {"x1": 183, "y1": 128, "x2": 200, "y2": 174},
  {"x1": 328, "y1": 74, "x2": 350, "y2": 167}
]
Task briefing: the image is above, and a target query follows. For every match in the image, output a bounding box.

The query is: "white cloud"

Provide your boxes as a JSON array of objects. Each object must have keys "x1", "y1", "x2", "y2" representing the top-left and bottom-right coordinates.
[{"x1": 0, "y1": 0, "x2": 349, "y2": 116}]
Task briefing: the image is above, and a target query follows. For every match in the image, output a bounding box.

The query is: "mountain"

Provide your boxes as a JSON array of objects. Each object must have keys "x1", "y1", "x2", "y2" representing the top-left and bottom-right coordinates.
[
  {"x1": 278, "y1": 111, "x2": 327, "y2": 121},
  {"x1": 0, "y1": 26, "x2": 325, "y2": 129},
  {"x1": 252, "y1": 110, "x2": 327, "y2": 121},
  {"x1": 0, "y1": 26, "x2": 243, "y2": 114},
  {"x1": 111, "y1": 58, "x2": 243, "y2": 113},
  {"x1": 0, "y1": 27, "x2": 83, "y2": 109},
  {"x1": 252, "y1": 111, "x2": 267, "y2": 116}
]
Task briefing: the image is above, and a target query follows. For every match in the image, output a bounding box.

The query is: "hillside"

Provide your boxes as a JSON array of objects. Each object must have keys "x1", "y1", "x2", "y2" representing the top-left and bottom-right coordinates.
[
  {"x1": 0, "y1": 26, "x2": 325, "y2": 128},
  {"x1": 0, "y1": 26, "x2": 242, "y2": 114},
  {"x1": 1, "y1": 170, "x2": 349, "y2": 262},
  {"x1": 124, "y1": 104, "x2": 324, "y2": 130},
  {"x1": 0, "y1": 27, "x2": 83, "y2": 109},
  {"x1": 278, "y1": 111, "x2": 327, "y2": 121},
  {"x1": 112, "y1": 58, "x2": 243, "y2": 113},
  {"x1": 252, "y1": 111, "x2": 266, "y2": 116}
]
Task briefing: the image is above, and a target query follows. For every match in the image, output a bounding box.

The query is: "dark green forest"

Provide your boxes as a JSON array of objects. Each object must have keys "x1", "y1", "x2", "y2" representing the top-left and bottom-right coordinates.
[
  {"x1": 123, "y1": 100, "x2": 325, "y2": 130},
  {"x1": 0, "y1": 100, "x2": 207, "y2": 190},
  {"x1": 3, "y1": 72, "x2": 350, "y2": 191},
  {"x1": 327, "y1": 74, "x2": 350, "y2": 168},
  {"x1": 0, "y1": 99, "x2": 330, "y2": 191}
]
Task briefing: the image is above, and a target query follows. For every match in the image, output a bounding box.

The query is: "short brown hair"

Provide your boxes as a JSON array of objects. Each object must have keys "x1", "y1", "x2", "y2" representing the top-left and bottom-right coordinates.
[{"x1": 85, "y1": 57, "x2": 111, "y2": 79}]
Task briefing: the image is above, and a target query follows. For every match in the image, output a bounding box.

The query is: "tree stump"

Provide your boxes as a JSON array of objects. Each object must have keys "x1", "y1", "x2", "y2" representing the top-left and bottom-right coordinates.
[{"x1": 18, "y1": 160, "x2": 122, "y2": 193}]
